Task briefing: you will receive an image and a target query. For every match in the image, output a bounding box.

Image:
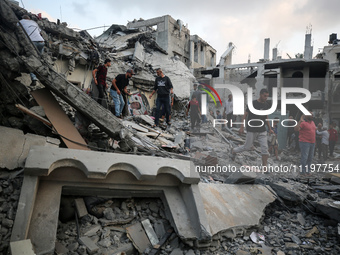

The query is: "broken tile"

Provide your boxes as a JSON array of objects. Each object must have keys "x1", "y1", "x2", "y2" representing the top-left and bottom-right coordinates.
[
  {"x1": 141, "y1": 219, "x2": 159, "y2": 246},
  {"x1": 126, "y1": 222, "x2": 152, "y2": 253},
  {"x1": 78, "y1": 236, "x2": 99, "y2": 254},
  {"x1": 10, "y1": 239, "x2": 36, "y2": 255},
  {"x1": 74, "y1": 198, "x2": 88, "y2": 218}
]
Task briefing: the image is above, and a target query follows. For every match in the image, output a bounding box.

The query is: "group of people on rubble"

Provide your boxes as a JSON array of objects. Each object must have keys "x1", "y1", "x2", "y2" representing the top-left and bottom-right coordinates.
[
  {"x1": 92, "y1": 59, "x2": 174, "y2": 125},
  {"x1": 20, "y1": 14, "x2": 175, "y2": 124},
  {"x1": 92, "y1": 59, "x2": 134, "y2": 119},
  {"x1": 187, "y1": 83, "x2": 339, "y2": 174},
  {"x1": 228, "y1": 88, "x2": 339, "y2": 174}
]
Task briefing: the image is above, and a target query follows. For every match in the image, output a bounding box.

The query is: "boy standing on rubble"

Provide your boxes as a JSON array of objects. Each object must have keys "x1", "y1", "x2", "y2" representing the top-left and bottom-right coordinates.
[
  {"x1": 92, "y1": 59, "x2": 111, "y2": 106},
  {"x1": 186, "y1": 94, "x2": 201, "y2": 131}
]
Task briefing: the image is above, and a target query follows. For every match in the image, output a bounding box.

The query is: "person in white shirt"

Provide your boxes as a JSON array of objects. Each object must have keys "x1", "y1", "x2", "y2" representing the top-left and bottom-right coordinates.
[
  {"x1": 19, "y1": 15, "x2": 45, "y2": 86},
  {"x1": 223, "y1": 94, "x2": 233, "y2": 128},
  {"x1": 316, "y1": 123, "x2": 329, "y2": 163}
]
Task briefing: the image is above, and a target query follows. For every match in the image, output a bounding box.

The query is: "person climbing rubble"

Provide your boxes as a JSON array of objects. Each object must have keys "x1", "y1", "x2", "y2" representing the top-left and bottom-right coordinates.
[
  {"x1": 149, "y1": 68, "x2": 173, "y2": 127},
  {"x1": 19, "y1": 15, "x2": 45, "y2": 86},
  {"x1": 110, "y1": 69, "x2": 133, "y2": 118},
  {"x1": 92, "y1": 59, "x2": 111, "y2": 107}
]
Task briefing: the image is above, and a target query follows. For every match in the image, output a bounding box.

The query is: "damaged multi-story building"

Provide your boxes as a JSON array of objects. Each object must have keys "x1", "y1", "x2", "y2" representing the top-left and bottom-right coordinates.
[
  {"x1": 125, "y1": 15, "x2": 217, "y2": 69},
  {"x1": 319, "y1": 33, "x2": 340, "y2": 125}
]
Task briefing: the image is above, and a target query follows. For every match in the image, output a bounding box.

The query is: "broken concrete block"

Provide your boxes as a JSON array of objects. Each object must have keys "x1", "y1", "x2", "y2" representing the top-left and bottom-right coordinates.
[
  {"x1": 103, "y1": 208, "x2": 116, "y2": 220},
  {"x1": 98, "y1": 237, "x2": 111, "y2": 248},
  {"x1": 133, "y1": 41, "x2": 145, "y2": 62},
  {"x1": 10, "y1": 239, "x2": 36, "y2": 255},
  {"x1": 199, "y1": 183, "x2": 276, "y2": 237},
  {"x1": 0, "y1": 126, "x2": 60, "y2": 170},
  {"x1": 285, "y1": 242, "x2": 299, "y2": 249},
  {"x1": 154, "y1": 220, "x2": 166, "y2": 239},
  {"x1": 225, "y1": 171, "x2": 257, "y2": 184},
  {"x1": 83, "y1": 225, "x2": 101, "y2": 237},
  {"x1": 297, "y1": 213, "x2": 305, "y2": 226},
  {"x1": 109, "y1": 243, "x2": 135, "y2": 255},
  {"x1": 55, "y1": 241, "x2": 68, "y2": 255},
  {"x1": 74, "y1": 198, "x2": 88, "y2": 218},
  {"x1": 267, "y1": 181, "x2": 306, "y2": 203},
  {"x1": 78, "y1": 236, "x2": 99, "y2": 255},
  {"x1": 185, "y1": 250, "x2": 195, "y2": 255},
  {"x1": 170, "y1": 248, "x2": 184, "y2": 255},
  {"x1": 141, "y1": 219, "x2": 159, "y2": 246},
  {"x1": 311, "y1": 198, "x2": 340, "y2": 222},
  {"x1": 126, "y1": 222, "x2": 152, "y2": 253}
]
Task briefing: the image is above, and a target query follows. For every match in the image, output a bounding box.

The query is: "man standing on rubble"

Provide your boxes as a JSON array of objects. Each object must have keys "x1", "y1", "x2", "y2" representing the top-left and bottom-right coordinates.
[
  {"x1": 19, "y1": 15, "x2": 45, "y2": 86},
  {"x1": 92, "y1": 59, "x2": 111, "y2": 107},
  {"x1": 294, "y1": 112, "x2": 317, "y2": 174},
  {"x1": 110, "y1": 69, "x2": 134, "y2": 118},
  {"x1": 149, "y1": 68, "x2": 173, "y2": 127},
  {"x1": 231, "y1": 88, "x2": 274, "y2": 171}
]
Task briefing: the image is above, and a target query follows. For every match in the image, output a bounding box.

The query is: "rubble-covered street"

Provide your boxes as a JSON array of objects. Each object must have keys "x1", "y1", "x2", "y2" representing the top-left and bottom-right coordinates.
[{"x1": 0, "y1": 0, "x2": 340, "y2": 255}]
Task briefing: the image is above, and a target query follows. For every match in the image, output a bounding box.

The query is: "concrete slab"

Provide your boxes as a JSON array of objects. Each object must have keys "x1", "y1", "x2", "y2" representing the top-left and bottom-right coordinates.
[
  {"x1": 0, "y1": 126, "x2": 60, "y2": 170},
  {"x1": 0, "y1": 126, "x2": 25, "y2": 170},
  {"x1": 27, "y1": 181, "x2": 62, "y2": 255},
  {"x1": 31, "y1": 89, "x2": 90, "y2": 150},
  {"x1": 199, "y1": 183, "x2": 276, "y2": 237},
  {"x1": 25, "y1": 146, "x2": 199, "y2": 183},
  {"x1": 311, "y1": 198, "x2": 340, "y2": 222},
  {"x1": 126, "y1": 222, "x2": 152, "y2": 253},
  {"x1": 141, "y1": 219, "x2": 159, "y2": 246},
  {"x1": 10, "y1": 239, "x2": 36, "y2": 255},
  {"x1": 11, "y1": 175, "x2": 39, "y2": 242},
  {"x1": 78, "y1": 236, "x2": 99, "y2": 254},
  {"x1": 74, "y1": 198, "x2": 88, "y2": 218}
]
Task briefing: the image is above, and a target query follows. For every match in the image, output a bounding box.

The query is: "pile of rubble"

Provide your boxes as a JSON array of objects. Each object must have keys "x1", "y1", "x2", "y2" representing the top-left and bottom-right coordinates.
[{"x1": 0, "y1": 1, "x2": 340, "y2": 255}]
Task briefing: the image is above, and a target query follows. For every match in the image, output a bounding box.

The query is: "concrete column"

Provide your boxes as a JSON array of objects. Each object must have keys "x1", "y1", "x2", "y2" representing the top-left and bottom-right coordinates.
[
  {"x1": 200, "y1": 44, "x2": 205, "y2": 66},
  {"x1": 189, "y1": 40, "x2": 195, "y2": 69},
  {"x1": 304, "y1": 34, "x2": 313, "y2": 59},
  {"x1": 255, "y1": 65, "x2": 265, "y2": 98},
  {"x1": 264, "y1": 38, "x2": 270, "y2": 60},
  {"x1": 272, "y1": 48, "x2": 277, "y2": 61}
]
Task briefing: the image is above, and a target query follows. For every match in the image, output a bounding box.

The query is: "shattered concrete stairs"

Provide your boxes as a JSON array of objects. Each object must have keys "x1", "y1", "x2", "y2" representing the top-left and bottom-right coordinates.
[{"x1": 11, "y1": 146, "x2": 276, "y2": 254}]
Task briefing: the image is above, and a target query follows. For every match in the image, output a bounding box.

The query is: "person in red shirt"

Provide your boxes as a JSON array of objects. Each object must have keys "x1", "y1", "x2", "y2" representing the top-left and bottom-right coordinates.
[
  {"x1": 328, "y1": 123, "x2": 338, "y2": 157},
  {"x1": 92, "y1": 59, "x2": 111, "y2": 106},
  {"x1": 294, "y1": 112, "x2": 317, "y2": 174},
  {"x1": 186, "y1": 94, "x2": 201, "y2": 131}
]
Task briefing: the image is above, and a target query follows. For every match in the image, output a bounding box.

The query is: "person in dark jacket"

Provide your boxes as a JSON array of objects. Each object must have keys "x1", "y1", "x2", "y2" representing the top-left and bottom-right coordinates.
[{"x1": 149, "y1": 68, "x2": 173, "y2": 126}]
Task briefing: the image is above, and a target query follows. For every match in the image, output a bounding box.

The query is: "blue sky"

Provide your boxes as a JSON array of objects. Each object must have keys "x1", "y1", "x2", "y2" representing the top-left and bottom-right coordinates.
[{"x1": 21, "y1": 0, "x2": 340, "y2": 64}]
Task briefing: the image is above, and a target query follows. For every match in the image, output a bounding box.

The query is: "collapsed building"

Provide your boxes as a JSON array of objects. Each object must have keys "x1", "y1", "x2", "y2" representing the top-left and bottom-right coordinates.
[{"x1": 0, "y1": 0, "x2": 340, "y2": 255}]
